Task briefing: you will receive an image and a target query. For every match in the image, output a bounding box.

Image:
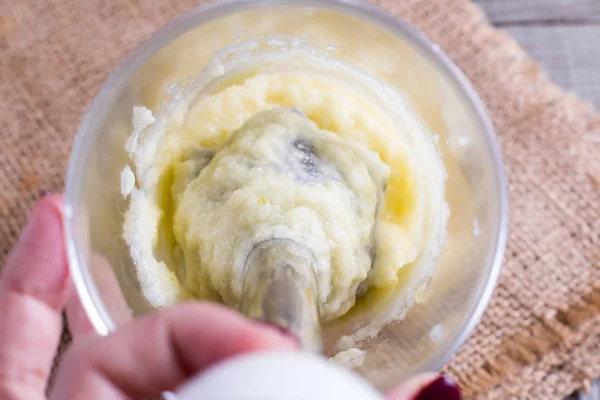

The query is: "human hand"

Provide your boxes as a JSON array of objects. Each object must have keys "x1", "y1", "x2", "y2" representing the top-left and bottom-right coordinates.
[{"x1": 0, "y1": 194, "x2": 461, "y2": 399}]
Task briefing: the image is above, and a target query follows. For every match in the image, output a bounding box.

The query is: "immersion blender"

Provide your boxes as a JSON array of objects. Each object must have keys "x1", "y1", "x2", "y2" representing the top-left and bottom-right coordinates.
[
  {"x1": 170, "y1": 108, "x2": 385, "y2": 399},
  {"x1": 175, "y1": 238, "x2": 384, "y2": 400}
]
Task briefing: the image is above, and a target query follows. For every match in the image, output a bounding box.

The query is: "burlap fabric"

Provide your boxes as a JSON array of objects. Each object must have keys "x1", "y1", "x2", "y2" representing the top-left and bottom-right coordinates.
[{"x1": 1, "y1": 0, "x2": 599, "y2": 399}]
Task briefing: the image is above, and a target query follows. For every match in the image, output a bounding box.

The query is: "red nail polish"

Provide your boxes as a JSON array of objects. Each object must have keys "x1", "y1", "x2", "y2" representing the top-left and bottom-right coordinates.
[
  {"x1": 414, "y1": 375, "x2": 462, "y2": 400},
  {"x1": 40, "y1": 189, "x2": 51, "y2": 198}
]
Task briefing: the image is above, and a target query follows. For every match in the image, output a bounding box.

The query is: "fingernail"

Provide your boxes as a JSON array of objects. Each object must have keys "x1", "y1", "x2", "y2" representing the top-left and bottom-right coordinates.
[
  {"x1": 40, "y1": 189, "x2": 51, "y2": 198},
  {"x1": 414, "y1": 375, "x2": 462, "y2": 400},
  {"x1": 252, "y1": 318, "x2": 301, "y2": 347}
]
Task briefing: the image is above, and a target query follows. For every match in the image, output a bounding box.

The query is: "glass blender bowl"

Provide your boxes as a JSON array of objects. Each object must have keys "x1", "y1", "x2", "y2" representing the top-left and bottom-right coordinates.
[{"x1": 64, "y1": 0, "x2": 507, "y2": 390}]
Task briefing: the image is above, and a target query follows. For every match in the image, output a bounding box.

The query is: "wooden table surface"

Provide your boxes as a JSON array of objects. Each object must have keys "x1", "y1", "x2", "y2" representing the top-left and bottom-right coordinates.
[
  {"x1": 477, "y1": 0, "x2": 600, "y2": 110},
  {"x1": 476, "y1": 1, "x2": 600, "y2": 399}
]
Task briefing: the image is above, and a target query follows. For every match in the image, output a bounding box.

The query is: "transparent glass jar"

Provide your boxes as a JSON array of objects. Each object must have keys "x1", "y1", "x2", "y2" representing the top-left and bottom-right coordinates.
[{"x1": 64, "y1": 0, "x2": 507, "y2": 390}]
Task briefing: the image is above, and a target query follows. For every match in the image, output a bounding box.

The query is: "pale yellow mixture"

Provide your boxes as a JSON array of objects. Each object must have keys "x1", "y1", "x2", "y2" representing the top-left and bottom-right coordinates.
[{"x1": 122, "y1": 53, "x2": 447, "y2": 323}]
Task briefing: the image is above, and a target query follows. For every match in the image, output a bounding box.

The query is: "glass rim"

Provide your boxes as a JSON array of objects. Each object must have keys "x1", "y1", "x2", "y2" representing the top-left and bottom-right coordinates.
[{"x1": 64, "y1": 0, "x2": 508, "y2": 378}]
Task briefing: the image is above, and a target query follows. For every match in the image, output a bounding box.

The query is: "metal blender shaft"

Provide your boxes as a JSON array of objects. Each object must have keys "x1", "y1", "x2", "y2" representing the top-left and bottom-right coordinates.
[{"x1": 239, "y1": 239, "x2": 322, "y2": 353}]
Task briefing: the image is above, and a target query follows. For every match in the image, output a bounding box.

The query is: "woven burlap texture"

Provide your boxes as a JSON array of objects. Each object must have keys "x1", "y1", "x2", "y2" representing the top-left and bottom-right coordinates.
[{"x1": 1, "y1": 0, "x2": 599, "y2": 399}]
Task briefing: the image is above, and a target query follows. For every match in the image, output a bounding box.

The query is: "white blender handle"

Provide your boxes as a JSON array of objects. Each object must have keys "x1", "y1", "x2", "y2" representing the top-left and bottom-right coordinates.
[{"x1": 175, "y1": 351, "x2": 384, "y2": 400}]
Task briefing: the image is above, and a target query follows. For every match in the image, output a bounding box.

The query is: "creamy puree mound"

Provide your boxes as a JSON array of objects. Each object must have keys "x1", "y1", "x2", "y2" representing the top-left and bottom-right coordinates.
[
  {"x1": 122, "y1": 54, "x2": 448, "y2": 323},
  {"x1": 173, "y1": 109, "x2": 388, "y2": 321}
]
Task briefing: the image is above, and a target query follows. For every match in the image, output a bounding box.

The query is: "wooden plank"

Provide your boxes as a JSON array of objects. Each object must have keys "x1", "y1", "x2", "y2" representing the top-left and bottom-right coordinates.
[
  {"x1": 476, "y1": 0, "x2": 600, "y2": 24},
  {"x1": 568, "y1": 381, "x2": 600, "y2": 400},
  {"x1": 501, "y1": 25, "x2": 600, "y2": 109}
]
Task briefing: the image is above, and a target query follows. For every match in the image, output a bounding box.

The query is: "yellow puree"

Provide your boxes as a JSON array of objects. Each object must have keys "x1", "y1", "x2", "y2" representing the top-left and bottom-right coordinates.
[{"x1": 123, "y1": 55, "x2": 447, "y2": 322}]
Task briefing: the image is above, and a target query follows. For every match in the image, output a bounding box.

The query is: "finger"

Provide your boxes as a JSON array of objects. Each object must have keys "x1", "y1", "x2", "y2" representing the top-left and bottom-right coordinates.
[
  {"x1": 51, "y1": 302, "x2": 297, "y2": 399},
  {"x1": 386, "y1": 374, "x2": 462, "y2": 400},
  {"x1": 0, "y1": 194, "x2": 71, "y2": 400}
]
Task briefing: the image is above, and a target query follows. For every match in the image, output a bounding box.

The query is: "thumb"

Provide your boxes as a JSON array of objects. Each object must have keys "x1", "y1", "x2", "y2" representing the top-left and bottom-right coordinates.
[{"x1": 386, "y1": 374, "x2": 462, "y2": 400}]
